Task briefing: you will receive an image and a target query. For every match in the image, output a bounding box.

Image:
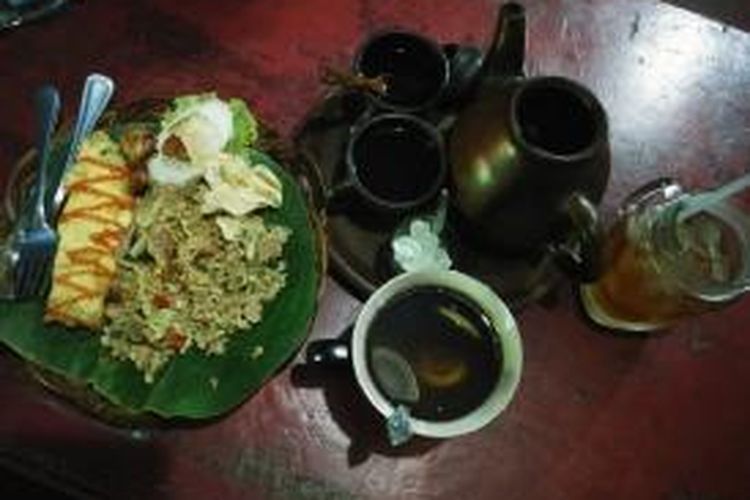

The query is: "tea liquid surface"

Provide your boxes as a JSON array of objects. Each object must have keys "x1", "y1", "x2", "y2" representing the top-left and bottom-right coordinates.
[{"x1": 366, "y1": 286, "x2": 502, "y2": 421}]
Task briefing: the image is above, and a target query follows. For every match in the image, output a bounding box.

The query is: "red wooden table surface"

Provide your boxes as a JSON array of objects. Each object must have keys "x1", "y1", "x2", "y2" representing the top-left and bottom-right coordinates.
[{"x1": 1, "y1": 0, "x2": 749, "y2": 499}]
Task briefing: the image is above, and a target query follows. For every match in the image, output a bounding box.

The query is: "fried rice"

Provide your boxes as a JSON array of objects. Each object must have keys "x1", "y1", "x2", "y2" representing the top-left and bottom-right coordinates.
[{"x1": 101, "y1": 181, "x2": 289, "y2": 383}]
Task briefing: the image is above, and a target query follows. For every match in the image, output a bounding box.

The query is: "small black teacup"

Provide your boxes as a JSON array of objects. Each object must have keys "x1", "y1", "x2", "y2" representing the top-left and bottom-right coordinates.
[
  {"x1": 354, "y1": 31, "x2": 450, "y2": 113},
  {"x1": 328, "y1": 113, "x2": 446, "y2": 214}
]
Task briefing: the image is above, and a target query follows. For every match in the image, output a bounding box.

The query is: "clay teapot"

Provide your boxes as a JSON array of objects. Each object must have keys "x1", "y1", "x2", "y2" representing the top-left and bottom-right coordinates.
[{"x1": 449, "y1": 2, "x2": 610, "y2": 280}]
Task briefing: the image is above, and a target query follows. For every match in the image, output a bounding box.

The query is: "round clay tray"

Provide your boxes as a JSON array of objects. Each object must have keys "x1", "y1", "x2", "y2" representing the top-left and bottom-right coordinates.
[{"x1": 294, "y1": 92, "x2": 565, "y2": 308}]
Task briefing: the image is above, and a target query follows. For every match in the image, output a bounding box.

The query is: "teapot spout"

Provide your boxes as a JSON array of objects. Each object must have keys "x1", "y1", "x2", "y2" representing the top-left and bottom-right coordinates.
[{"x1": 483, "y1": 2, "x2": 526, "y2": 78}]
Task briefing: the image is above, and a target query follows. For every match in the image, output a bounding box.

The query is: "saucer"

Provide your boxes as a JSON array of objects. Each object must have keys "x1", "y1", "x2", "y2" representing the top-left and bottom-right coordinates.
[{"x1": 294, "y1": 92, "x2": 563, "y2": 307}]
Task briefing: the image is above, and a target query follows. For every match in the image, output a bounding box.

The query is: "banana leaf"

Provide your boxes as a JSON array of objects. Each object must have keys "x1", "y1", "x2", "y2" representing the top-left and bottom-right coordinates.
[{"x1": 0, "y1": 102, "x2": 324, "y2": 420}]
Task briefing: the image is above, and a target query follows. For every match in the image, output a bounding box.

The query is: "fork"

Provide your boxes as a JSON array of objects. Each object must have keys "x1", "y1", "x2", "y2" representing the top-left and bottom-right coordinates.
[{"x1": 12, "y1": 84, "x2": 61, "y2": 299}]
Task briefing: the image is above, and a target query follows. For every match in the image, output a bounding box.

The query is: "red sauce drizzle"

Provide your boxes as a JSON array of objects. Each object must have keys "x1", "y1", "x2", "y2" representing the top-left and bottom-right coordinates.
[{"x1": 46, "y1": 155, "x2": 133, "y2": 324}]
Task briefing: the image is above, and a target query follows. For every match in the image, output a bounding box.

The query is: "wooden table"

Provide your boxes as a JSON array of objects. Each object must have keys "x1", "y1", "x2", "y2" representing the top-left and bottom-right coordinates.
[{"x1": 0, "y1": 0, "x2": 749, "y2": 498}]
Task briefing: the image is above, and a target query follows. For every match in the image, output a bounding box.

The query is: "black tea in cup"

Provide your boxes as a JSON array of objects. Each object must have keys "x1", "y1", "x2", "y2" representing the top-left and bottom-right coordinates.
[
  {"x1": 365, "y1": 285, "x2": 502, "y2": 422},
  {"x1": 355, "y1": 31, "x2": 449, "y2": 112},
  {"x1": 338, "y1": 113, "x2": 446, "y2": 213}
]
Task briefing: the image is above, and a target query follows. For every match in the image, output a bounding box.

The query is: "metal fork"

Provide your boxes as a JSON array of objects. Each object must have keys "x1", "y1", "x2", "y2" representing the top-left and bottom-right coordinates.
[{"x1": 12, "y1": 84, "x2": 61, "y2": 299}]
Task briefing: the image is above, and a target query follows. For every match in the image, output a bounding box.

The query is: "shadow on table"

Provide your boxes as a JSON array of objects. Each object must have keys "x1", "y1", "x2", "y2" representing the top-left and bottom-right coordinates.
[
  {"x1": 0, "y1": 433, "x2": 165, "y2": 500},
  {"x1": 290, "y1": 332, "x2": 442, "y2": 466}
]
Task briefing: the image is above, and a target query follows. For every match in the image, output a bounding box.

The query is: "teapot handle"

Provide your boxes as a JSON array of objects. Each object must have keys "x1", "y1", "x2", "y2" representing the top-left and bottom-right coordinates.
[
  {"x1": 549, "y1": 193, "x2": 603, "y2": 283},
  {"x1": 482, "y1": 2, "x2": 526, "y2": 78}
]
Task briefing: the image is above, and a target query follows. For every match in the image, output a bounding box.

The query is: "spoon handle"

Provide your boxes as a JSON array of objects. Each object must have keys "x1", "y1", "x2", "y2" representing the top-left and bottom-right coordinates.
[
  {"x1": 51, "y1": 73, "x2": 115, "y2": 216},
  {"x1": 62, "y1": 73, "x2": 115, "y2": 175}
]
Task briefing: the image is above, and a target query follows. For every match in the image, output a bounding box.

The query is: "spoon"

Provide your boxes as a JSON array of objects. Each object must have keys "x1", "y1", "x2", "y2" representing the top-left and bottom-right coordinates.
[{"x1": 51, "y1": 73, "x2": 115, "y2": 217}]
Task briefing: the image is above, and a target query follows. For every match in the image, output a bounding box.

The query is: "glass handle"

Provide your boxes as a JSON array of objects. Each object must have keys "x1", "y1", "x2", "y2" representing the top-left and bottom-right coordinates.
[{"x1": 621, "y1": 177, "x2": 683, "y2": 216}]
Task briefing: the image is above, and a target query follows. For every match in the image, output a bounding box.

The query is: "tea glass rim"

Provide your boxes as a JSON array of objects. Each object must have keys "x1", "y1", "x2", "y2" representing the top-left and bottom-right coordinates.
[
  {"x1": 351, "y1": 270, "x2": 523, "y2": 439},
  {"x1": 653, "y1": 195, "x2": 750, "y2": 303}
]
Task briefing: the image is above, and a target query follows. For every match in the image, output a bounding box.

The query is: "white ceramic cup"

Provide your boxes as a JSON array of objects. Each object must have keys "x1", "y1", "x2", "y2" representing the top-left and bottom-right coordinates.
[{"x1": 348, "y1": 270, "x2": 523, "y2": 439}]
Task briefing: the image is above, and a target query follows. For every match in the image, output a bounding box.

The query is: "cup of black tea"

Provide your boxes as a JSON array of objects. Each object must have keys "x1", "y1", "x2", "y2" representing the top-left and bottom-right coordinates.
[
  {"x1": 307, "y1": 271, "x2": 523, "y2": 440},
  {"x1": 328, "y1": 113, "x2": 446, "y2": 214},
  {"x1": 354, "y1": 30, "x2": 450, "y2": 113}
]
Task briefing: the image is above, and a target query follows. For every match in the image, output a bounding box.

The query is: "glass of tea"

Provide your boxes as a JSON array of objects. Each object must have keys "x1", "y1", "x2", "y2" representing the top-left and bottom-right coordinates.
[
  {"x1": 580, "y1": 178, "x2": 750, "y2": 331},
  {"x1": 307, "y1": 270, "x2": 523, "y2": 441}
]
